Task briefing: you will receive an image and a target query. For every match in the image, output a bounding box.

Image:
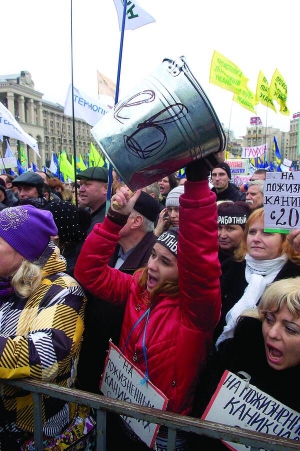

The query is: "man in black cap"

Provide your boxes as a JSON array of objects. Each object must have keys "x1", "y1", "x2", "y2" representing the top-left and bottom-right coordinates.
[
  {"x1": 12, "y1": 172, "x2": 49, "y2": 208},
  {"x1": 211, "y1": 162, "x2": 245, "y2": 202},
  {"x1": 76, "y1": 191, "x2": 160, "y2": 394},
  {"x1": 77, "y1": 167, "x2": 109, "y2": 234}
]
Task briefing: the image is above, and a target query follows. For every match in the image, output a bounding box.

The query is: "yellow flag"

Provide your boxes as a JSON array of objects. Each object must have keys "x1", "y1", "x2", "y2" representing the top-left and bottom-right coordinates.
[
  {"x1": 77, "y1": 154, "x2": 87, "y2": 171},
  {"x1": 97, "y1": 71, "x2": 116, "y2": 98},
  {"x1": 209, "y1": 50, "x2": 248, "y2": 94},
  {"x1": 89, "y1": 142, "x2": 105, "y2": 167},
  {"x1": 269, "y1": 69, "x2": 290, "y2": 116},
  {"x1": 59, "y1": 151, "x2": 75, "y2": 181},
  {"x1": 255, "y1": 71, "x2": 277, "y2": 112},
  {"x1": 233, "y1": 85, "x2": 257, "y2": 113}
]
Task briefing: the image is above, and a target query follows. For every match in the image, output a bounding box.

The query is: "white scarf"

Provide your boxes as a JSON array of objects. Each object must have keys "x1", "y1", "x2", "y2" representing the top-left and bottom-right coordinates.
[{"x1": 215, "y1": 253, "x2": 287, "y2": 349}]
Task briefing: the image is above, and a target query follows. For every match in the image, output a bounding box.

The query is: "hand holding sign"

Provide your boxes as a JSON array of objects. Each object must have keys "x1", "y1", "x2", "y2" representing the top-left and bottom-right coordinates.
[{"x1": 287, "y1": 229, "x2": 300, "y2": 253}]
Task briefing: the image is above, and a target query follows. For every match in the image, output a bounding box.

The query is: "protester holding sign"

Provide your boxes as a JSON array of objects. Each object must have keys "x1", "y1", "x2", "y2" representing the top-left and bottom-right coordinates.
[
  {"x1": 214, "y1": 207, "x2": 300, "y2": 347},
  {"x1": 190, "y1": 277, "x2": 300, "y2": 450},
  {"x1": 75, "y1": 155, "x2": 222, "y2": 451}
]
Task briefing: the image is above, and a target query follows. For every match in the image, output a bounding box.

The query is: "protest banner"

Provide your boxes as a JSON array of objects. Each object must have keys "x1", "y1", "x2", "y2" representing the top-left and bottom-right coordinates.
[
  {"x1": 226, "y1": 159, "x2": 249, "y2": 175},
  {"x1": 202, "y1": 370, "x2": 300, "y2": 451},
  {"x1": 241, "y1": 144, "x2": 267, "y2": 159},
  {"x1": 264, "y1": 171, "x2": 300, "y2": 233},
  {"x1": 100, "y1": 342, "x2": 168, "y2": 448}
]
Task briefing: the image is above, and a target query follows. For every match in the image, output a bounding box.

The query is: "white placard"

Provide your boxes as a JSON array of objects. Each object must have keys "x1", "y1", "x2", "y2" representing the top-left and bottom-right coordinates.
[
  {"x1": 100, "y1": 342, "x2": 168, "y2": 448},
  {"x1": 202, "y1": 370, "x2": 300, "y2": 451},
  {"x1": 226, "y1": 159, "x2": 249, "y2": 175},
  {"x1": 264, "y1": 171, "x2": 300, "y2": 232},
  {"x1": 0, "y1": 157, "x2": 17, "y2": 169},
  {"x1": 241, "y1": 144, "x2": 267, "y2": 159}
]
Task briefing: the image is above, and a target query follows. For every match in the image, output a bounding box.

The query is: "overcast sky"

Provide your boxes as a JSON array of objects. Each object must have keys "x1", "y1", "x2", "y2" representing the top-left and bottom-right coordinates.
[{"x1": 2, "y1": 0, "x2": 298, "y2": 138}]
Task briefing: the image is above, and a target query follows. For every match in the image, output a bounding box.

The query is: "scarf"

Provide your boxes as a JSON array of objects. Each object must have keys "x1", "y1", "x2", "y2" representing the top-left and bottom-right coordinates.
[{"x1": 216, "y1": 253, "x2": 287, "y2": 349}]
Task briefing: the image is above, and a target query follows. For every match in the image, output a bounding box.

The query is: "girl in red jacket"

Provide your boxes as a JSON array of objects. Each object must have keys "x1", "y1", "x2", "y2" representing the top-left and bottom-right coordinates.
[{"x1": 75, "y1": 157, "x2": 222, "y2": 451}]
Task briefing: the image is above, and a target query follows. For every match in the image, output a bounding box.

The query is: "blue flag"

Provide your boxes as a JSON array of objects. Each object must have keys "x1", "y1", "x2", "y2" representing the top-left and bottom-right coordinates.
[
  {"x1": 17, "y1": 159, "x2": 25, "y2": 175},
  {"x1": 273, "y1": 137, "x2": 282, "y2": 165}
]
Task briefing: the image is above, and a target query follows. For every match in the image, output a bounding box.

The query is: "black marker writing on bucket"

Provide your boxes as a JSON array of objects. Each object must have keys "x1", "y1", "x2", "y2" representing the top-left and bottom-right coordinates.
[
  {"x1": 114, "y1": 90, "x2": 155, "y2": 124},
  {"x1": 114, "y1": 90, "x2": 188, "y2": 160}
]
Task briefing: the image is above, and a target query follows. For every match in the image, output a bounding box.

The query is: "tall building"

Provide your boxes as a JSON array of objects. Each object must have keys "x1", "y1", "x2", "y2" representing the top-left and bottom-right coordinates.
[{"x1": 0, "y1": 71, "x2": 98, "y2": 169}]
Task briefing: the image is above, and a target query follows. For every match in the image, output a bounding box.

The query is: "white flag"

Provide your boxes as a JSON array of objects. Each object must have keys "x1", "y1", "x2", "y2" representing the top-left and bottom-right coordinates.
[
  {"x1": 49, "y1": 152, "x2": 58, "y2": 175},
  {"x1": 0, "y1": 102, "x2": 40, "y2": 157},
  {"x1": 64, "y1": 85, "x2": 110, "y2": 127},
  {"x1": 4, "y1": 139, "x2": 14, "y2": 158},
  {"x1": 113, "y1": 0, "x2": 155, "y2": 30}
]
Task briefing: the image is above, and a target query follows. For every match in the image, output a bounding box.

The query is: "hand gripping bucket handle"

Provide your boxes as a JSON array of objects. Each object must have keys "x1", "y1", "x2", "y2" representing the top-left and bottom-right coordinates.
[{"x1": 92, "y1": 56, "x2": 226, "y2": 190}]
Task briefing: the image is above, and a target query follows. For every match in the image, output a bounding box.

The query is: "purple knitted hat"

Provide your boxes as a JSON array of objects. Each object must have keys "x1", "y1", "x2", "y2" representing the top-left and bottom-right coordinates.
[{"x1": 0, "y1": 205, "x2": 58, "y2": 261}]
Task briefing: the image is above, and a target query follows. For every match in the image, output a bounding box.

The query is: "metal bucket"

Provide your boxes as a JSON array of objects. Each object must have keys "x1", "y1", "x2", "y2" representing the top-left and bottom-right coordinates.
[{"x1": 91, "y1": 56, "x2": 226, "y2": 190}]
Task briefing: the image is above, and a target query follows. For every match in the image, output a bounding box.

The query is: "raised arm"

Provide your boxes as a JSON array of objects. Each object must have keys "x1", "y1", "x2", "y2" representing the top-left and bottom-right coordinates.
[
  {"x1": 75, "y1": 189, "x2": 142, "y2": 303},
  {"x1": 179, "y1": 155, "x2": 223, "y2": 331}
]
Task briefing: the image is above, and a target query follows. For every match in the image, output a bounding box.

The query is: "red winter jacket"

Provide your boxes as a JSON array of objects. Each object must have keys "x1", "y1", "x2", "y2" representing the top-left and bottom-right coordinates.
[{"x1": 75, "y1": 180, "x2": 221, "y2": 415}]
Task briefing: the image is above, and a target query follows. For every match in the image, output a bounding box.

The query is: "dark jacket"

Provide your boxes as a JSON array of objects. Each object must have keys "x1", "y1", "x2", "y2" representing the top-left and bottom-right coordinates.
[
  {"x1": 190, "y1": 316, "x2": 300, "y2": 450},
  {"x1": 214, "y1": 258, "x2": 300, "y2": 343},
  {"x1": 211, "y1": 183, "x2": 246, "y2": 202},
  {"x1": 87, "y1": 202, "x2": 106, "y2": 234},
  {"x1": 76, "y1": 231, "x2": 158, "y2": 394},
  {"x1": 4, "y1": 189, "x2": 18, "y2": 207}
]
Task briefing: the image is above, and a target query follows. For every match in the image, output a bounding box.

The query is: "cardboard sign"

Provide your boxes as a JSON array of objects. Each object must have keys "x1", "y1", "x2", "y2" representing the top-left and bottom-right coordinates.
[
  {"x1": 100, "y1": 342, "x2": 168, "y2": 448},
  {"x1": 202, "y1": 370, "x2": 300, "y2": 451},
  {"x1": 264, "y1": 171, "x2": 300, "y2": 233}
]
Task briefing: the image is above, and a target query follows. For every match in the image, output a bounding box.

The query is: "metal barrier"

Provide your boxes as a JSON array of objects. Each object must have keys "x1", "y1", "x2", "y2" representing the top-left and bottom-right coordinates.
[{"x1": 1, "y1": 378, "x2": 300, "y2": 451}]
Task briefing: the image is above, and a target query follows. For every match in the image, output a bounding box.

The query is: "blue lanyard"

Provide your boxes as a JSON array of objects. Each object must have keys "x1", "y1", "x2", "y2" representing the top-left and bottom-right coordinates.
[{"x1": 121, "y1": 307, "x2": 151, "y2": 385}]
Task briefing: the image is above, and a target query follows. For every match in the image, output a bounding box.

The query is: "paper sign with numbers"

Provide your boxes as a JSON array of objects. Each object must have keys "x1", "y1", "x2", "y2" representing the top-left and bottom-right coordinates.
[{"x1": 264, "y1": 171, "x2": 300, "y2": 233}]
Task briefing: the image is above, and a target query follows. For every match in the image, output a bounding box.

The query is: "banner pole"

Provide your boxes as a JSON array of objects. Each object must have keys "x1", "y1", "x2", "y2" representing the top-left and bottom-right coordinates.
[
  {"x1": 106, "y1": 0, "x2": 128, "y2": 211},
  {"x1": 70, "y1": 0, "x2": 78, "y2": 206}
]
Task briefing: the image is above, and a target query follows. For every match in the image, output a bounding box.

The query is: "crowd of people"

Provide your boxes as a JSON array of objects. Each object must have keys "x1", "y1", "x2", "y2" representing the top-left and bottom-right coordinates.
[{"x1": 1, "y1": 155, "x2": 300, "y2": 451}]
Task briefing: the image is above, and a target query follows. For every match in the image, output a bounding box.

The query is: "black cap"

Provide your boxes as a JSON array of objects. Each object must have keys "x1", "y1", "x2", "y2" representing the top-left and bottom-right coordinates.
[
  {"x1": 12, "y1": 172, "x2": 44, "y2": 187},
  {"x1": 213, "y1": 163, "x2": 231, "y2": 180},
  {"x1": 134, "y1": 191, "x2": 160, "y2": 223},
  {"x1": 76, "y1": 167, "x2": 108, "y2": 182}
]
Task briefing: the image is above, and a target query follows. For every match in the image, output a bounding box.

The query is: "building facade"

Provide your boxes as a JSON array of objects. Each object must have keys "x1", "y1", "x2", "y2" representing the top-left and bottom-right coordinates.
[{"x1": 0, "y1": 71, "x2": 98, "y2": 169}]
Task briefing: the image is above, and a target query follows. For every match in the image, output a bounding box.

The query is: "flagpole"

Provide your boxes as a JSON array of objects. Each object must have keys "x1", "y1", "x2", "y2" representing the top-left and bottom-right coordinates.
[
  {"x1": 106, "y1": 0, "x2": 128, "y2": 210},
  {"x1": 70, "y1": 0, "x2": 78, "y2": 206}
]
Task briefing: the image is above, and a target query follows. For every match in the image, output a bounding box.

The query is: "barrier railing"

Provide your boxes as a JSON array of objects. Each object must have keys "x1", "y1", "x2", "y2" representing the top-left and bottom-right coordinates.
[{"x1": 1, "y1": 379, "x2": 299, "y2": 451}]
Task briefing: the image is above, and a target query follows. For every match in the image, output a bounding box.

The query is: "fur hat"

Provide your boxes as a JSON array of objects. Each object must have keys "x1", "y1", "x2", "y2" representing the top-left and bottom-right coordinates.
[
  {"x1": 45, "y1": 201, "x2": 91, "y2": 243},
  {"x1": 157, "y1": 227, "x2": 178, "y2": 257},
  {"x1": 0, "y1": 205, "x2": 57, "y2": 261},
  {"x1": 213, "y1": 163, "x2": 231, "y2": 180},
  {"x1": 134, "y1": 191, "x2": 160, "y2": 223},
  {"x1": 165, "y1": 185, "x2": 184, "y2": 208}
]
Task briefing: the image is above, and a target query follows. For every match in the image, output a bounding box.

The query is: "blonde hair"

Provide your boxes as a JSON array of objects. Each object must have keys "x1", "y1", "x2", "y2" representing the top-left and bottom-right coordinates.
[
  {"x1": 258, "y1": 277, "x2": 300, "y2": 318},
  {"x1": 234, "y1": 207, "x2": 300, "y2": 264},
  {"x1": 11, "y1": 260, "x2": 43, "y2": 298}
]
